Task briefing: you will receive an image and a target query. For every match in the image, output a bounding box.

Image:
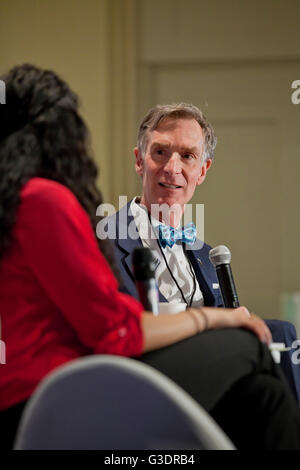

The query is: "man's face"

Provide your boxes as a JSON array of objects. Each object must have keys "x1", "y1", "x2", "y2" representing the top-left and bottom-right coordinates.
[{"x1": 135, "y1": 117, "x2": 212, "y2": 223}]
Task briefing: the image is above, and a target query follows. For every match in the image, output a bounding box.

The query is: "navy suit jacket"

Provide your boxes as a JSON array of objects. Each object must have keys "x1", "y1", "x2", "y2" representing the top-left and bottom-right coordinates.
[
  {"x1": 105, "y1": 201, "x2": 223, "y2": 307},
  {"x1": 103, "y1": 201, "x2": 300, "y2": 403}
]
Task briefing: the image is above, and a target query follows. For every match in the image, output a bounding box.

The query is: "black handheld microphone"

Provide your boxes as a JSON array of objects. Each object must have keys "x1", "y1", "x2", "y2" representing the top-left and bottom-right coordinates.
[
  {"x1": 209, "y1": 245, "x2": 240, "y2": 308},
  {"x1": 132, "y1": 247, "x2": 159, "y2": 315}
]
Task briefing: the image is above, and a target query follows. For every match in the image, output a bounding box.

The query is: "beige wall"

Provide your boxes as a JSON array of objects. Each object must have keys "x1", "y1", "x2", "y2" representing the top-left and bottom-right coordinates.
[
  {"x1": 0, "y1": 0, "x2": 127, "y2": 201},
  {"x1": 1, "y1": 0, "x2": 300, "y2": 318},
  {"x1": 138, "y1": 0, "x2": 300, "y2": 319}
]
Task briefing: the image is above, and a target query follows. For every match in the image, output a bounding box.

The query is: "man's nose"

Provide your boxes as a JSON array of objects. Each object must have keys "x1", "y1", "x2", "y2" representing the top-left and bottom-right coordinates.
[{"x1": 163, "y1": 153, "x2": 181, "y2": 174}]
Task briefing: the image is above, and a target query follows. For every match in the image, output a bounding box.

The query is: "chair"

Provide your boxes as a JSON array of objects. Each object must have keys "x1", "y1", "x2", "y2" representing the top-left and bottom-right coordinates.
[{"x1": 13, "y1": 355, "x2": 235, "y2": 450}]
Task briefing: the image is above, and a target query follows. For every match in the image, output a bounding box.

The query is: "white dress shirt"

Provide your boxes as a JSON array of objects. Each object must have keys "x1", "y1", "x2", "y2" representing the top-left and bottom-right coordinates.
[{"x1": 130, "y1": 198, "x2": 204, "y2": 308}]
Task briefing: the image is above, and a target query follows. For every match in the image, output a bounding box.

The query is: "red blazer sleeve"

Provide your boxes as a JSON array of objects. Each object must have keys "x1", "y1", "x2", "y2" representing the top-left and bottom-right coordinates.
[{"x1": 17, "y1": 179, "x2": 144, "y2": 357}]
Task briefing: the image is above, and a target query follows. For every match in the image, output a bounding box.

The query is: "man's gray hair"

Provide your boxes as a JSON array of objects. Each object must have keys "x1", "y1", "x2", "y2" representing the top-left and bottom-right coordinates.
[{"x1": 137, "y1": 103, "x2": 217, "y2": 162}]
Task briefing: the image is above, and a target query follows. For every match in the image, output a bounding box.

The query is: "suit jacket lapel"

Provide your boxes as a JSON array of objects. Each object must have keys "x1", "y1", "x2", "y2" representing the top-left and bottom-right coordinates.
[
  {"x1": 186, "y1": 245, "x2": 217, "y2": 306},
  {"x1": 115, "y1": 202, "x2": 142, "y2": 284},
  {"x1": 116, "y1": 201, "x2": 168, "y2": 303}
]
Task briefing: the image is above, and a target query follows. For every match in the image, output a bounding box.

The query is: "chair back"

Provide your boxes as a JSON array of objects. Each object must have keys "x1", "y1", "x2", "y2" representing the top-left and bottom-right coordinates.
[{"x1": 14, "y1": 355, "x2": 235, "y2": 450}]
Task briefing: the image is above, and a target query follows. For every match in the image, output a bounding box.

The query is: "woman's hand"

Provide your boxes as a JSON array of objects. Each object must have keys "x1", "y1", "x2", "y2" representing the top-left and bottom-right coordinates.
[
  {"x1": 190, "y1": 306, "x2": 272, "y2": 344},
  {"x1": 141, "y1": 306, "x2": 272, "y2": 353}
]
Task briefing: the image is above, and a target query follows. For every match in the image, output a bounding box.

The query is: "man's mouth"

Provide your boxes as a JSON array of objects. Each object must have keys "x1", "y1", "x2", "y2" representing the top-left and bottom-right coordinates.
[{"x1": 159, "y1": 182, "x2": 182, "y2": 189}]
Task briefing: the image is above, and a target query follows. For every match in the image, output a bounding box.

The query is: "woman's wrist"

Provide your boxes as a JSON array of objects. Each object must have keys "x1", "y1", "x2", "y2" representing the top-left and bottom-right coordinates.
[
  {"x1": 186, "y1": 308, "x2": 209, "y2": 334},
  {"x1": 198, "y1": 308, "x2": 209, "y2": 331}
]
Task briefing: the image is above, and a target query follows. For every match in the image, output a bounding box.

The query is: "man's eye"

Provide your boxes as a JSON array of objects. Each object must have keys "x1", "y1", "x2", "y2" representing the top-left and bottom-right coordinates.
[
  {"x1": 156, "y1": 149, "x2": 164, "y2": 155},
  {"x1": 183, "y1": 153, "x2": 193, "y2": 159}
]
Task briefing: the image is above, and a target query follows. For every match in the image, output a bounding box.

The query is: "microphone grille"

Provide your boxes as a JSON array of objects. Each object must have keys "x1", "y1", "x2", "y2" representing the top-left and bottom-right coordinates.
[{"x1": 209, "y1": 245, "x2": 231, "y2": 266}]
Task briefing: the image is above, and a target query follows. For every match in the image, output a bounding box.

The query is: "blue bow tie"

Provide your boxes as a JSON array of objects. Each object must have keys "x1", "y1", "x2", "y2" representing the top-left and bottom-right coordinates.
[{"x1": 158, "y1": 222, "x2": 197, "y2": 248}]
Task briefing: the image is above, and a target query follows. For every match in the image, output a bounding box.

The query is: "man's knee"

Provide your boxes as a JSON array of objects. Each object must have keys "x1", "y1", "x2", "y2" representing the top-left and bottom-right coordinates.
[
  {"x1": 201, "y1": 328, "x2": 264, "y2": 366},
  {"x1": 265, "y1": 319, "x2": 297, "y2": 345}
]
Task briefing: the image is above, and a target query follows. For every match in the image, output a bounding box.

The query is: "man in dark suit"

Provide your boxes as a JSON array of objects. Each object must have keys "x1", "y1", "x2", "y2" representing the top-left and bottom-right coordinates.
[{"x1": 101, "y1": 103, "x2": 300, "y2": 403}]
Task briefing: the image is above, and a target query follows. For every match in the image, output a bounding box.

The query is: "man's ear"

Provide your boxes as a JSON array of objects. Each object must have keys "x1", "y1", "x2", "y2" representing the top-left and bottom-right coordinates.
[
  {"x1": 196, "y1": 158, "x2": 212, "y2": 186},
  {"x1": 134, "y1": 147, "x2": 144, "y2": 177}
]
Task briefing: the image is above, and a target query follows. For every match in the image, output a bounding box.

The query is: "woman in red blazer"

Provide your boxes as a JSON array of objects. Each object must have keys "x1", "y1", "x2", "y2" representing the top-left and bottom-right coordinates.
[{"x1": 0, "y1": 64, "x2": 299, "y2": 449}]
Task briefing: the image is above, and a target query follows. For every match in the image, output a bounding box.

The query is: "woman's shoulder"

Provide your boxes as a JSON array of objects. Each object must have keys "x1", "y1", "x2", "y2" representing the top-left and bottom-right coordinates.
[
  {"x1": 17, "y1": 177, "x2": 91, "y2": 236},
  {"x1": 20, "y1": 177, "x2": 80, "y2": 210}
]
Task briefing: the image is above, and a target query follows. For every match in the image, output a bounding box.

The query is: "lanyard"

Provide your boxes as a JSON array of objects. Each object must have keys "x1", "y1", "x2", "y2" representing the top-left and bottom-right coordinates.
[{"x1": 147, "y1": 212, "x2": 196, "y2": 307}]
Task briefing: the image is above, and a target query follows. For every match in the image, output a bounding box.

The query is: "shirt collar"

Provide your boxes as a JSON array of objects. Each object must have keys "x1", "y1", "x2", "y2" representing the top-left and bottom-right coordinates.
[{"x1": 130, "y1": 197, "x2": 181, "y2": 231}]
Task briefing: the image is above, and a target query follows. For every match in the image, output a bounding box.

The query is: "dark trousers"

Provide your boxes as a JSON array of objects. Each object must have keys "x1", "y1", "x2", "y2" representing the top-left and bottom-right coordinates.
[
  {"x1": 0, "y1": 400, "x2": 27, "y2": 450},
  {"x1": 140, "y1": 328, "x2": 300, "y2": 449}
]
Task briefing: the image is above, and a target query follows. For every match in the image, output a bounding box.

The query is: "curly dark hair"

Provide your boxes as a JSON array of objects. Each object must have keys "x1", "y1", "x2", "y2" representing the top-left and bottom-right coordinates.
[{"x1": 0, "y1": 63, "x2": 120, "y2": 280}]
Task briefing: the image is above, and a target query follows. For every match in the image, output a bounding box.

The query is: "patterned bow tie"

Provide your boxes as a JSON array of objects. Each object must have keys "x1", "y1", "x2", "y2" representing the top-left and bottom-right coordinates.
[{"x1": 158, "y1": 222, "x2": 197, "y2": 248}]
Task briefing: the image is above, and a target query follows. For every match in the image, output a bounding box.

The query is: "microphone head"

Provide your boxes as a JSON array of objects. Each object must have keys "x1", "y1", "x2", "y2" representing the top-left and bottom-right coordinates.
[
  {"x1": 132, "y1": 247, "x2": 156, "y2": 281},
  {"x1": 209, "y1": 245, "x2": 231, "y2": 266}
]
